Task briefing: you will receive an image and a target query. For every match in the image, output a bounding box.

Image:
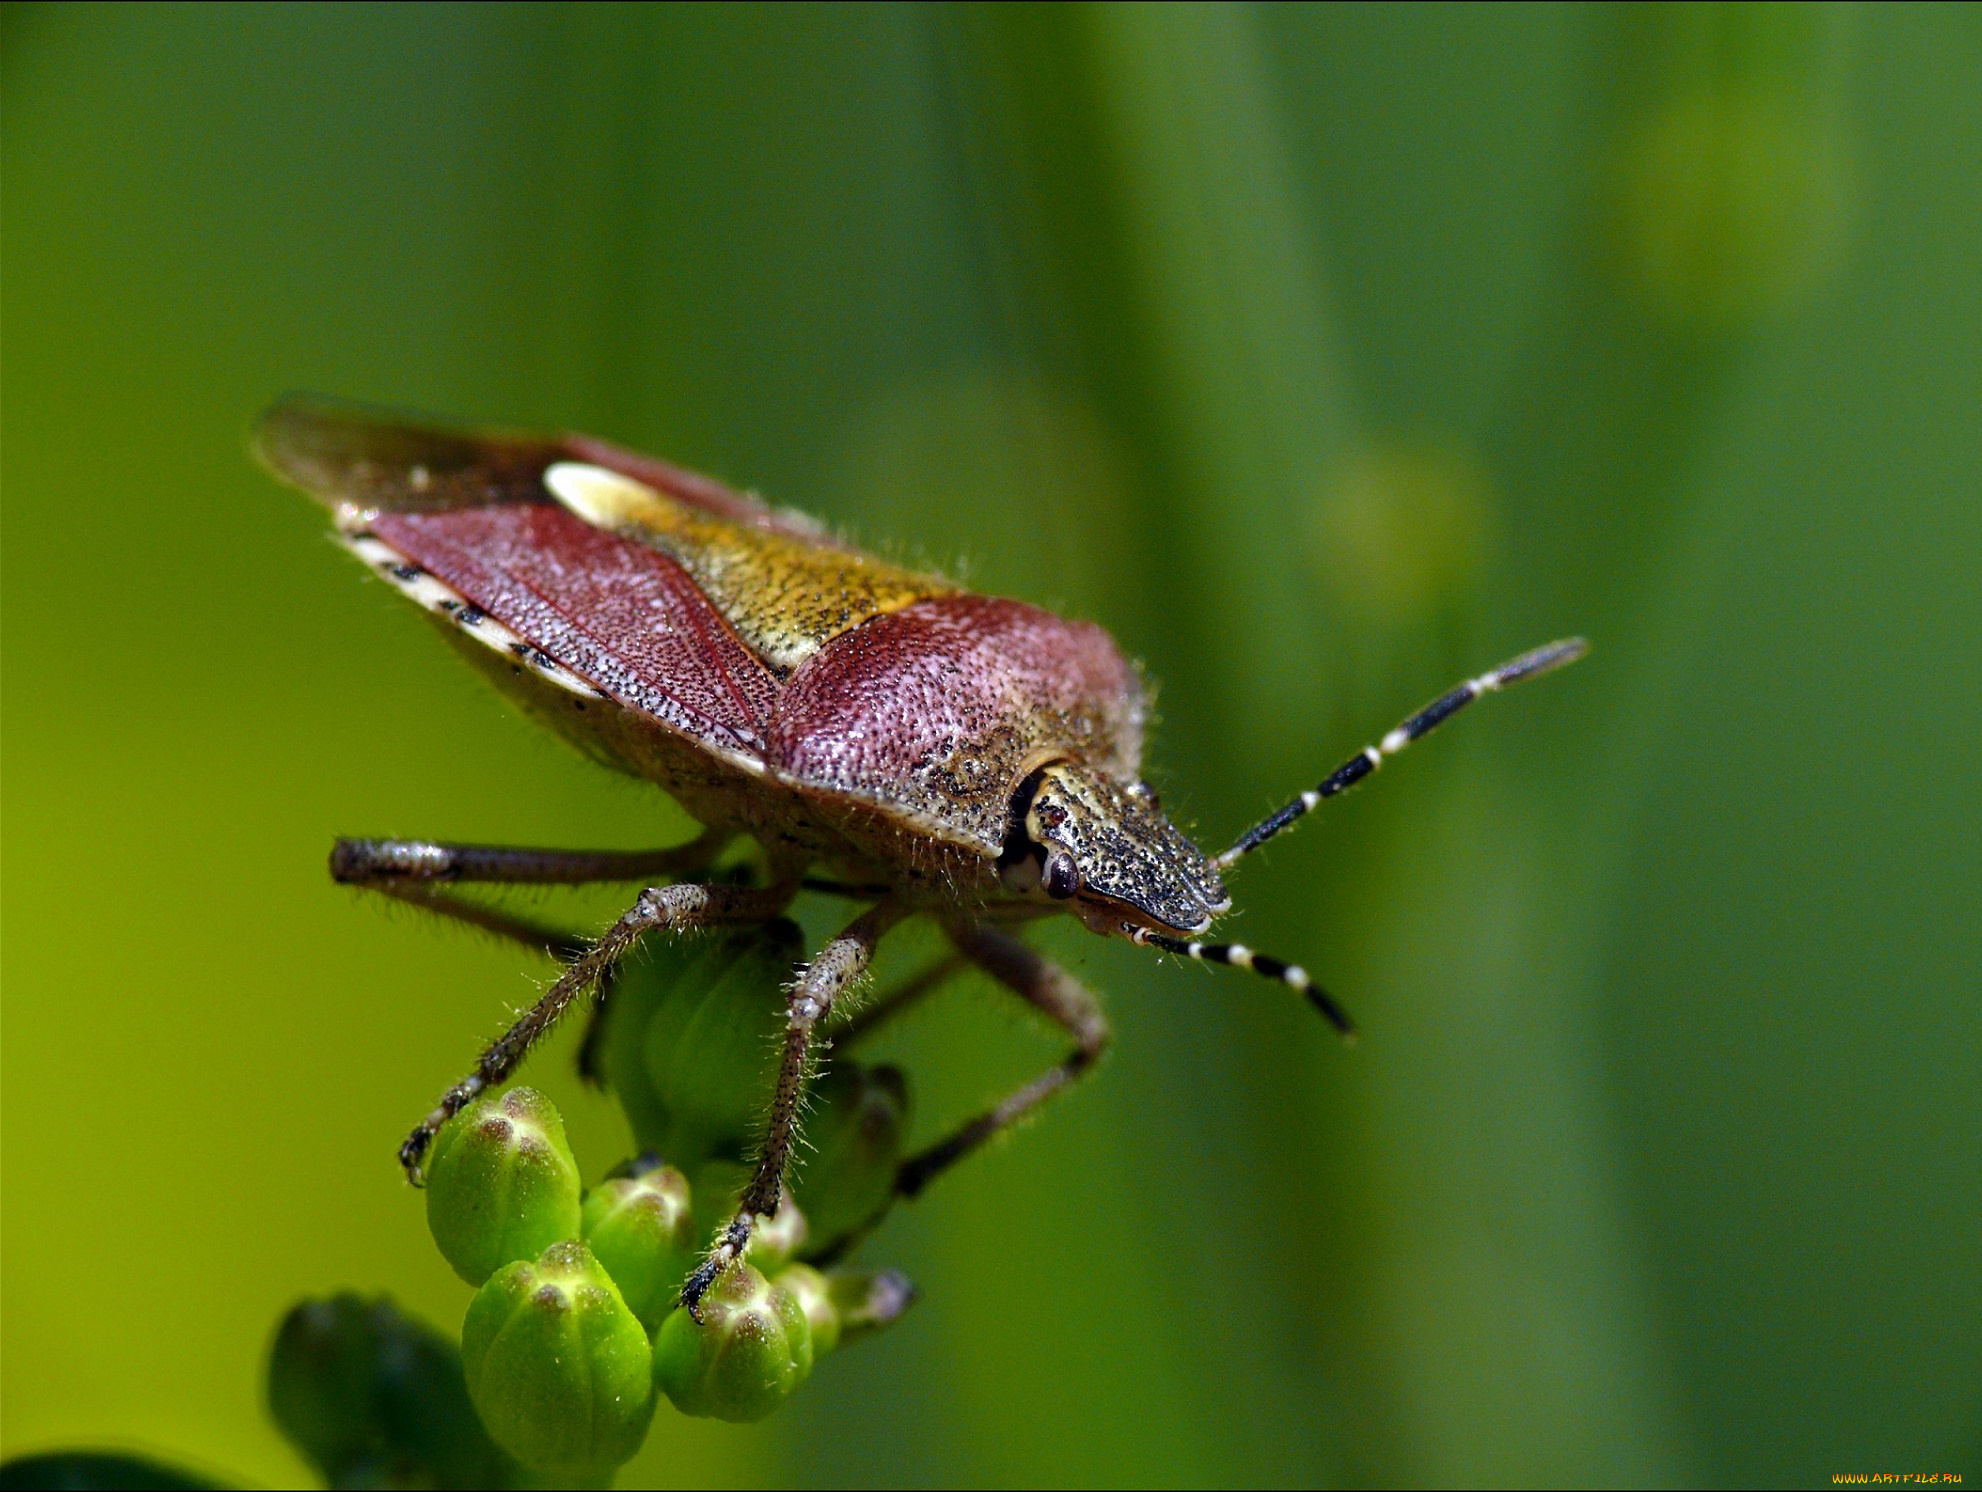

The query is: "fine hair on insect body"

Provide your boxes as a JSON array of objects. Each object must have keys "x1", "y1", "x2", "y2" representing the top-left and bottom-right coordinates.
[{"x1": 257, "y1": 394, "x2": 1588, "y2": 1314}]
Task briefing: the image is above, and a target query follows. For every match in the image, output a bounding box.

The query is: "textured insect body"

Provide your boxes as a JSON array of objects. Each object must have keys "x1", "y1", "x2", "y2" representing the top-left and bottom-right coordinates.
[
  {"x1": 315, "y1": 441, "x2": 1175, "y2": 918},
  {"x1": 258, "y1": 395, "x2": 1586, "y2": 1313}
]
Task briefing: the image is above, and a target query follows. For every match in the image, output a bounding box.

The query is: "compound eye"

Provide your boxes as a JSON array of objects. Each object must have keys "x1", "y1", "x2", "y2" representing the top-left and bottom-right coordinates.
[{"x1": 1043, "y1": 852, "x2": 1080, "y2": 900}]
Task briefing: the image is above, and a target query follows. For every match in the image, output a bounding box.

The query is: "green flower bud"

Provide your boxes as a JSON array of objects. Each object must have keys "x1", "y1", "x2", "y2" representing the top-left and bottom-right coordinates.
[
  {"x1": 598, "y1": 922, "x2": 801, "y2": 1168},
  {"x1": 267, "y1": 1292, "x2": 518, "y2": 1489},
  {"x1": 789, "y1": 1061, "x2": 908, "y2": 1251},
  {"x1": 582, "y1": 1159, "x2": 695, "y2": 1334},
  {"x1": 461, "y1": 1242, "x2": 655, "y2": 1477},
  {"x1": 773, "y1": 1263, "x2": 839, "y2": 1355},
  {"x1": 426, "y1": 1088, "x2": 582, "y2": 1287},
  {"x1": 827, "y1": 1268, "x2": 920, "y2": 1348},
  {"x1": 745, "y1": 1193, "x2": 807, "y2": 1272},
  {"x1": 685, "y1": 1162, "x2": 805, "y2": 1271},
  {"x1": 651, "y1": 1263, "x2": 812, "y2": 1423}
]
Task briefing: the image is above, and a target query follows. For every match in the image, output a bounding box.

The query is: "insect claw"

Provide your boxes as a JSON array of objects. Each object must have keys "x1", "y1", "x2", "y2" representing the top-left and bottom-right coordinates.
[
  {"x1": 679, "y1": 1212, "x2": 759, "y2": 1320},
  {"x1": 398, "y1": 1132, "x2": 431, "y2": 1186},
  {"x1": 679, "y1": 1256, "x2": 724, "y2": 1320}
]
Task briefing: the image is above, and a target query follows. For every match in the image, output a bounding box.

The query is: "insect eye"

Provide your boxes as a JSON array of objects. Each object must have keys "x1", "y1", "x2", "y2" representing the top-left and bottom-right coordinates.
[{"x1": 1044, "y1": 852, "x2": 1080, "y2": 900}]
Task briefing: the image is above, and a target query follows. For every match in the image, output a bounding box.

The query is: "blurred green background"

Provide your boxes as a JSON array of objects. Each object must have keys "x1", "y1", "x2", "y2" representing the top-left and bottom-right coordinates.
[{"x1": 4, "y1": 3, "x2": 1978, "y2": 1486}]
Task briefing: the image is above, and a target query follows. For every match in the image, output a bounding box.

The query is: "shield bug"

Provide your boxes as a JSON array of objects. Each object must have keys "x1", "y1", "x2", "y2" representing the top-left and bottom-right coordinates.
[{"x1": 256, "y1": 394, "x2": 1586, "y2": 1312}]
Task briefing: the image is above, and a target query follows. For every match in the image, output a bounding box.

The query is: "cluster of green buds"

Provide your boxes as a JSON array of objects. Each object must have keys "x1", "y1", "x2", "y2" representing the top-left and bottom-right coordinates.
[
  {"x1": 427, "y1": 1090, "x2": 912, "y2": 1469},
  {"x1": 357, "y1": 921, "x2": 922, "y2": 1480}
]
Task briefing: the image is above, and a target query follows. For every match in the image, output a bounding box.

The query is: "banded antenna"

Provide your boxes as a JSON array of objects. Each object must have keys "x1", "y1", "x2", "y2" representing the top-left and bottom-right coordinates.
[
  {"x1": 1130, "y1": 926, "x2": 1358, "y2": 1038},
  {"x1": 1215, "y1": 638, "x2": 1589, "y2": 870},
  {"x1": 1135, "y1": 638, "x2": 1589, "y2": 1041}
]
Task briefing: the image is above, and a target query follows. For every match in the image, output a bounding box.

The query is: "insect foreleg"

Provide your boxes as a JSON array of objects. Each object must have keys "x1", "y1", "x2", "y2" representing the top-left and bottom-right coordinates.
[
  {"x1": 398, "y1": 879, "x2": 795, "y2": 1181},
  {"x1": 332, "y1": 827, "x2": 729, "y2": 886},
  {"x1": 680, "y1": 901, "x2": 905, "y2": 1316},
  {"x1": 893, "y1": 921, "x2": 1110, "y2": 1199}
]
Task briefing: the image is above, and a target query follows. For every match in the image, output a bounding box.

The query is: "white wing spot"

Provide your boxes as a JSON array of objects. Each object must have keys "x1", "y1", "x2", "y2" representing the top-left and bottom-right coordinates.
[
  {"x1": 544, "y1": 462, "x2": 661, "y2": 530},
  {"x1": 340, "y1": 532, "x2": 600, "y2": 700}
]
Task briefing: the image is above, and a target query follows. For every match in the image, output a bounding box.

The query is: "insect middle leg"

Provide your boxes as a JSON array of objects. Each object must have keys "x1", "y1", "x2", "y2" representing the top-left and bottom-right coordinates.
[
  {"x1": 894, "y1": 920, "x2": 1111, "y2": 1200},
  {"x1": 680, "y1": 901, "x2": 905, "y2": 1314},
  {"x1": 399, "y1": 877, "x2": 795, "y2": 1180},
  {"x1": 331, "y1": 826, "x2": 729, "y2": 886}
]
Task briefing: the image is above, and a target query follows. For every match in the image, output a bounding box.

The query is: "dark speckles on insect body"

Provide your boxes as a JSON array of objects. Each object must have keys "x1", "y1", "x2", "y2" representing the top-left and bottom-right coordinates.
[{"x1": 334, "y1": 525, "x2": 606, "y2": 705}]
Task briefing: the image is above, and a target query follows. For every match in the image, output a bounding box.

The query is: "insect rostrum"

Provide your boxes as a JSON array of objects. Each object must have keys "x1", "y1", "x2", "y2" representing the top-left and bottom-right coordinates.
[{"x1": 256, "y1": 394, "x2": 1587, "y2": 1315}]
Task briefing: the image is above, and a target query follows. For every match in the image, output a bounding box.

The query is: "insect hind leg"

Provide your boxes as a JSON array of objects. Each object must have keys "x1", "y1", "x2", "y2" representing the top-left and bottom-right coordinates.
[
  {"x1": 358, "y1": 879, "x2": 587, "y2": 961},
  {"x1": 399, "y1": 879, "x2": 794, "y2": 1182},
  {"x1": 896, "y1": 921, "x2": 1111, "y2": 1198}
]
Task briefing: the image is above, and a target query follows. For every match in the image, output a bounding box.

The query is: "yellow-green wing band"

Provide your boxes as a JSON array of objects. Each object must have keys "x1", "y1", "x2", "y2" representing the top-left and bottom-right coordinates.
[{"x1": 545, "y1": 463, "x2": 955, "y2": 674}]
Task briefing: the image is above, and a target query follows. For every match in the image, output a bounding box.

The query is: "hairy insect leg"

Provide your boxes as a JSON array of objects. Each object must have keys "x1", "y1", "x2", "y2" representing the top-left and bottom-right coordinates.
[
  {"x1": 356, "y1": 881, "x2": 626, "y2": 1086},
  {"x1": 680, "y1": 902, "x2": 904, "y2": 1315},
  {"x1": 399, "y1": 879, "x2": 794, "y2": 1181},
  {"x1": 341, "y1": 830, "x2": 737, "y2": 1097},
  {"x1": 831, "y1": 952, "x2": 968, "y2": 1050},
  {"x1": 892, "y1": 921, "x2": 1111, "y2": 1199},
  {"x1": 574, "y1": 964, "x2": 620, "y2": 1089},
  {"x1": 332, "y1": 826, "x2": 729, "y2": 886}
]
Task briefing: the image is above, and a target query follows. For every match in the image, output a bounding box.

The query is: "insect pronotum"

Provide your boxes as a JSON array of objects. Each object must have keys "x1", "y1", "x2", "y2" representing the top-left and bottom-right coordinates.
[{"x1": 257, "y1": 395, "x2": 1587, "y2": 1312}]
